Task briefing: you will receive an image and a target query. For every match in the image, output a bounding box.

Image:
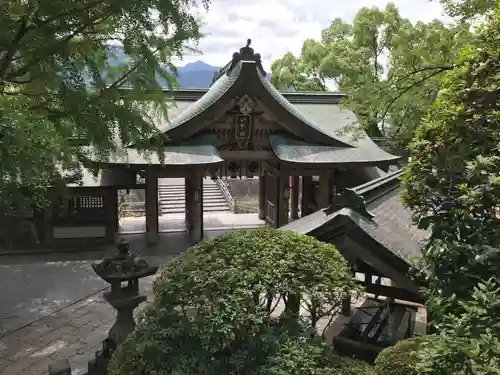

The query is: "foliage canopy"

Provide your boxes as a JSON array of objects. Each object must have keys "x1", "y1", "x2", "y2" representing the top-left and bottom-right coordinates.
[
  {"x1": 270, "y1": 3, "x2": 471, "y2": 151},
  {"x1": 0, "y1": 0, "x2": 207, "y2": 245},
  {"x1": 401, "y1": 7, "x2": 500, "y2": 375},
  {"x1": 402, "y1": 6, "x2": 500, "y2": 311}
]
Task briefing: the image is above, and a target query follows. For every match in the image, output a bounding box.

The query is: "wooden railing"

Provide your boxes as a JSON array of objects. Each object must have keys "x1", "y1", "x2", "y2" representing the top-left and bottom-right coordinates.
[{"x1": 213, "y1": 177, "x2": 236, "y2": 212}]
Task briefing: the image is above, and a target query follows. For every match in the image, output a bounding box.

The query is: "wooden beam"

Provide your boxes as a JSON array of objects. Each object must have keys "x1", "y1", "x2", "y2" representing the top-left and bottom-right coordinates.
[
  {"x1": 360, "y1": 281, "x2": 424, "y2": 304},
  {"x1": 219, "y1": 150, "x2": 274, "y2": 160},
  {"x1": 354, "y1": 260, "x2": 384, "y2": 278}
]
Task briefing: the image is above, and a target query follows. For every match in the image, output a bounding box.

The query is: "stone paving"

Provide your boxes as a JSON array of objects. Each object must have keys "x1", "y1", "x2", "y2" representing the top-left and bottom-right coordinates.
[
  {"x1": 0, "y1": 228, "x2": 254, "y2": 375},
  {"x1": 119, "y1": 212, "x2": 265, "y2": 233},
  {"x1": 0, "y1": 214, "x2": 264, "y2": 335},
  {"x1": 0, "y1": 218, "x2": 426, "y2": 375},
  {"x1": 0, "y1": 273, "x2": 158, "y2": 375},
  {"x1": 0, "y1": 272, "x2": 427, "y2": 375}
]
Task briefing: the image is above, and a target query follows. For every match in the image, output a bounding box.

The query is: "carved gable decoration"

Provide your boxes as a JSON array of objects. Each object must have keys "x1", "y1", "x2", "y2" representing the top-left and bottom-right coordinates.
[
  {"x1": 233, "y1": 95, "x2": 255, "y2": 140},
  {"x1": 237, "y1": 95, "x2": 255, "y2": 115}
]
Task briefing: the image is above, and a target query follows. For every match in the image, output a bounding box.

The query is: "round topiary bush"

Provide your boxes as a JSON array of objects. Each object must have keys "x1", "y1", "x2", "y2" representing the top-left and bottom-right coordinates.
[
  {"x1": 108, "y1": 228, "x2": 363, "y2": 375},
  {"x1": 373, "y1": 337, "x2": 423, "y2": 375}
]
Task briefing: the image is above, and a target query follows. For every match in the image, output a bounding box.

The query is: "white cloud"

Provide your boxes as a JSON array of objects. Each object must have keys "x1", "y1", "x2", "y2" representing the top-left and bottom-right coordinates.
[{"x1": 175, "y1": 0, "x2": 449, "y2": 70}]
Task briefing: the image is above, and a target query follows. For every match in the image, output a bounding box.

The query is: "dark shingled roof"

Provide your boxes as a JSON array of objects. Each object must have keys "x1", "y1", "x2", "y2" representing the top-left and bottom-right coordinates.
[
  {"x1": 80, "y1": 134, "x2": 223, "y2": 167},
  {"x1": 269, "y1": 134, "x2": 400, "y2": 165},
  {"x1": 282, "y1": 169, "x2": 428, "y2": 264},
  {"x1": 355, "y1": 187, "x2": 429, "y2": 262}
]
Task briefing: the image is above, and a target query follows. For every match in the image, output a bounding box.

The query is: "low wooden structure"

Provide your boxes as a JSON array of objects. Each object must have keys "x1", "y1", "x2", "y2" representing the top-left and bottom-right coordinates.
[
  {"x1": 333, "y1": 297, "x2": 419, "y2": 362},
  {"x1": 282, "y1": 169, "x2": 429, "y2": 359},
  {"x1": 34, "y1": 41, "x2": 400, "y2": 249}
]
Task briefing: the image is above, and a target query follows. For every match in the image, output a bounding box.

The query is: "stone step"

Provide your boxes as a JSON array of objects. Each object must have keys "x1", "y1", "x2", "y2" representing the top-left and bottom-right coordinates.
[
  {"x1": 161, "y1": 201, "x2": 229, "y2": 210},
  {"x1": 158, "y1": 182, "x2": 220, "y2": 187},
  {"x1": 158, "y1": 183, "x2": 220, "y2": 187},
  {"x1": 160, "y1": 197, "x2": 227, "y2": 204},
  {"x1": 158, "y1": 179, "x2": 230, "y2": 215},
  {"x1": 158, "y1": 186, "x2": 222, "y2": 191},
  {"x1": 162, "y1": 206, "x2": 231, "y2": 214},
  {"x1": 159, "y1": 192, "x2": 223, "y2": 198},
  {"x1": 158, "y1": 187, "x2": 222, "y2": 193}
]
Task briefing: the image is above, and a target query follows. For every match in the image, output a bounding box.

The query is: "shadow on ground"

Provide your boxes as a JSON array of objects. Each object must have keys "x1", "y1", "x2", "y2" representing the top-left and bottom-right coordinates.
[{"x1": 0, "y1": 229, "x2": 242, "y2": 336}]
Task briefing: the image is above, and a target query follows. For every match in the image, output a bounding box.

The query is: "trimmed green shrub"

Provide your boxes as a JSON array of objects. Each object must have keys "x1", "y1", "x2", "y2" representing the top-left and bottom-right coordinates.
[
  {"x1": 109, "y1": 228, "x2": 362, "y2": 375},
  {"x1": 373, "y1": 337, "x2": 423, "y2": 375}
]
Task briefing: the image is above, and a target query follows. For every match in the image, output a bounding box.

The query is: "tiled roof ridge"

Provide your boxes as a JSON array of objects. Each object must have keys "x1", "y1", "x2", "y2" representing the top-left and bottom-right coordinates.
[
  {"x1": 353, "y1": 169, "x2": 404, "y2": 204},
  {"x1": 116, "y1": 88, "x2": 347, "y2": 104}
]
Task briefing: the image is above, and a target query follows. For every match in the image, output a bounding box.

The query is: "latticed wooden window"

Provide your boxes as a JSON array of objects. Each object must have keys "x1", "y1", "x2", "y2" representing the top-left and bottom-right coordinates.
[
  {"x1": 73, "y1": 196, "x2": 104, "y2": 209},
  {"x1": 54, "y1": 195, "x2": 105, "y2": 223}
]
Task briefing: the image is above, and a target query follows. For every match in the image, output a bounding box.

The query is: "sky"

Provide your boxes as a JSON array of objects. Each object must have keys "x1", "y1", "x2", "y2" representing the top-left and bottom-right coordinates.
[{"x1": 175, "y1": 0, "x2": 450, "y2": 70}]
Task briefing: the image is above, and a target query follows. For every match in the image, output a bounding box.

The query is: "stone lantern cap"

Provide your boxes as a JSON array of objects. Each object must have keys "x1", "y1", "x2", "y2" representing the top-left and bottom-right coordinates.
[{"x1": 92, "y1": 239, "x2": 158, "y2": 283}]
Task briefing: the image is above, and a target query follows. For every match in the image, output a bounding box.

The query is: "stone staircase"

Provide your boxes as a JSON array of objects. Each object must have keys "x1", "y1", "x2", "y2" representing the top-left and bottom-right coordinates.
[{"x1": 158, "y1": 178, "x2": 232, "y2": 214}]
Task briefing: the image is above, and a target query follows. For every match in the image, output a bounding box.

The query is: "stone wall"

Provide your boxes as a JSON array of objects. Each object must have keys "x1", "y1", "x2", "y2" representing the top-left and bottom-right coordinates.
[
  {"x1": 118, "y1": 189, "x2": 146, "y2": 217},
  {"x1": 223, "y1": 177, "x2": 260, "y2": 209},
  {"x1": 118, "y1": 189, "x2": 145, "y2": 204}
]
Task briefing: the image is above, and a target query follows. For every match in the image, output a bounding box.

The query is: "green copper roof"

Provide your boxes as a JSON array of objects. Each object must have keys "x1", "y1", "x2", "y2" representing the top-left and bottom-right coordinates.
[
  {"x1": 144, "y1": 59, "x2": 400, "y2": 164},
  {"x1": 154, "y1": 63, "x2": 241, "y2": 134},
  {"x1": 258, "y1": 68, "x2": 400, "y2": 162},
  {"x1": 291, "y1": 103, "x2": 379, "y2": 149},
  {"x1": 80, "y1": 135, "x2": 223, "y2": 166},
  {"x1": 257, "y1": 70, "x2": 351, "y2": 147},
  {"x1": 269, "y1": 134, "x2": 400, "y2": 165}
]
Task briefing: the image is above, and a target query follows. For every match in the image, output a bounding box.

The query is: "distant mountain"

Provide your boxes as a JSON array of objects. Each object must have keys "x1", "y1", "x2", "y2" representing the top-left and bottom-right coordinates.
[
  {"x1": 176, "y1": 61, "x2": 220, "y2": 89},
  {"x1": 176, "y1": 60, "x2": 272, "y2": 88},
  {"x1": 104, "y1": 45, "x2": 271, "y2": 89}
]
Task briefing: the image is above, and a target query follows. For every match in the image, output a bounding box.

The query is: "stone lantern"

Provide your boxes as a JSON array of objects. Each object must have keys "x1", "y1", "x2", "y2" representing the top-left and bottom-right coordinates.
[{"x1": 92, "y1": 238, "x2": 158, "y2": 345}]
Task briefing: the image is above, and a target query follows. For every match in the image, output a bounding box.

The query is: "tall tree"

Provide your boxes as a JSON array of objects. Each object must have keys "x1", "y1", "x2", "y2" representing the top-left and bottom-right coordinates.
[
  {"x1": 368, "y1": 11, "x2": 500, "y2": 374},
  {"x1": 402, "y1": 6, "x2": 500, "y2": 320},
  {"x1": 440, "y1": 0, "x2": 499, "y2": 21},
  {"x1": 270, "y1": 3, "x2": 471, "y2": 149},
  {"x1": 0, "y1": 0, "x2": 208, "y2": 245}
]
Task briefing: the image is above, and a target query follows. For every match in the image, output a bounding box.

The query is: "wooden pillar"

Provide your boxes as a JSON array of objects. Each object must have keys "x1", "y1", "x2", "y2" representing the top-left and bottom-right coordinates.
[
  {"x1": 185, "y1": 177, "x2": 192, "y2": 231},
  {"x1": 106, "y1": 188, "x2": 118, "y2": 244},
  {"x1": 145, "y1": 170, "x2": 159, "y2": 246},
  {"x1": 42, "y1": 205, "x2": 54, "y2": 247},
  {"x1": 301, "y1": 176, "x2": 313, "y2": 217},
  {"x1": 290, "y1": 176, "x2": 299, "y2": 220},
  {"x1": 318, "y1": 172, "x2": 332, "y2": 209},
  {"x1": 278, "y1": 174, "x2": 290, "y2": 226},
  {"x1": 185, "y1": 173, "x2": 203, "y2": 243},
  {"x1": 258, "y1": 172, "x2": 267, "y2": 220}
]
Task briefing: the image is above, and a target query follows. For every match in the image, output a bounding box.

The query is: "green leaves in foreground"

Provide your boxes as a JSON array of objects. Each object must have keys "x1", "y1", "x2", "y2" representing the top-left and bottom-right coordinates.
[
  {"x1": 109, "y1": 229, "x2": 362, "y2": 375},
  {"x1": 379, "y1": 280, "x2": 500, "y2": 375},
  {"x1": 402, "y1": 8, "x2": 500, "y2": 305},
  {"x1": 398, "y1": 8, "x2": 500, "y2": 375},
  {"x1": 0, "y1": 0, "x2": 208, "y2": 245}
]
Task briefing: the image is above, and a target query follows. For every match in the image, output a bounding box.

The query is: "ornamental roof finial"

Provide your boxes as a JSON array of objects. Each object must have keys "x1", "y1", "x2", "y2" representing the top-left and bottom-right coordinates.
[{"x1": 240, "y1": 38, "x2": 254, "y2": 60}]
